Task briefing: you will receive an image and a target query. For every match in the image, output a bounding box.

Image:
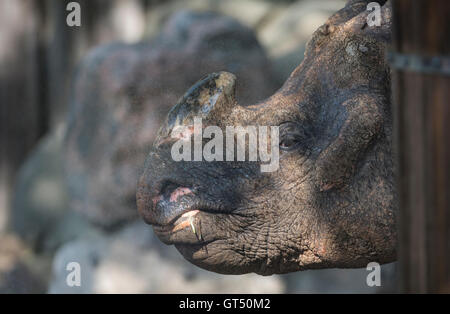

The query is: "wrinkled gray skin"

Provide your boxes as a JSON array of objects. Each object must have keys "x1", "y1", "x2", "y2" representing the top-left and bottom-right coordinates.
[{"x1": 137, "y1": 0, "x2": 397, "y2": 275}]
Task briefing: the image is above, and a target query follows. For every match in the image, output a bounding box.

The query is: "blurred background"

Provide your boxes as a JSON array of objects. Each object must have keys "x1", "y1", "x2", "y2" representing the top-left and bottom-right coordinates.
[{"x1": 0, "y1": 0, "x2": 396, "y2": 293}]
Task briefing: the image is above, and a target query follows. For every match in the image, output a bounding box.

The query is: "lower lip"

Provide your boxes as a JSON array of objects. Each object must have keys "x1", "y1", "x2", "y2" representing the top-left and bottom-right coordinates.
[{"x1": 154, "y1": 210, "x2": 199, "y2": 233}]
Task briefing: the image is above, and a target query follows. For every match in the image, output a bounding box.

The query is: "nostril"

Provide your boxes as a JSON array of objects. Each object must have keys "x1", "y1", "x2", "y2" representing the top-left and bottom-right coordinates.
[
  {"x1": 160, "y1": 181, "x2": 181, "y2": 199},
  {"x1": 158, "y1": 181, "x2": 194, "y2": 203}
]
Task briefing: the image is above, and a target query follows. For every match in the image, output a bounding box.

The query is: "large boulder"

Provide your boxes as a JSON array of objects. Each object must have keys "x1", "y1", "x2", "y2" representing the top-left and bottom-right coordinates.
[
  {"x1": 11, "y1": 125, "x2": 93, "y2": 253},
  {"x1": 143, "y1": 0, "x2": 349, "y2": 99},
  {"x1": 144, "y1": 0, "x2": 278, "y2": 38}
]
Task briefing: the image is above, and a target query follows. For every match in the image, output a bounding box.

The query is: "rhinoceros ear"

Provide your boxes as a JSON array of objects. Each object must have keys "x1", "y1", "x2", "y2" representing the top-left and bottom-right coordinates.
[
  {"x1": 344, "y1": 0, "x2": 391, "y2": 40},
  {"x1": 324, "y1": 0, "x2": 390, "y2": 33},
  {"x1": 324, "y1": 0, "x2": 386, "y2": 27},
  {"x1": 306, "y1": 1, "x2": 391, "y2": 57},
  {"x1": 315, "y1": 95, "x2": 384, "y2": 191}
]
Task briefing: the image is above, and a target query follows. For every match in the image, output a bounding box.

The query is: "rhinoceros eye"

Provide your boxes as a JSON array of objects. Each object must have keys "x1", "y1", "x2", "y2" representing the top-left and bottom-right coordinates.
[
  {"x1": 278, "y1": 122, "x2": 304, "y2": 151},
  {"x1": 279, "y1": 135, "x2": 299, "y2": 150}
]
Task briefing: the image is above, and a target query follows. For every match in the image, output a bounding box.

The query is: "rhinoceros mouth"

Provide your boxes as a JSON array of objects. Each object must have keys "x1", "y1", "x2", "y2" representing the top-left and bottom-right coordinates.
[
  {"x1": 137, "y1": 178, "x2": 233, "y2": 245},
  {"x1": 150, "y1": 195, "x2": 231, "y2": 244},
  {"x1": 152, "y1": 208, "x2": 220, "y2": 245},
  {"x1": 153, "y1": 209, "x2": 199, "y2": 234}
]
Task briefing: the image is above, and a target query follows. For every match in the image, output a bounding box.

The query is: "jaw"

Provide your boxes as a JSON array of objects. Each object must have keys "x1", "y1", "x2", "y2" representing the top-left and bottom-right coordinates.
[
  {"x1": 173, "y1": 233, "x2": 321, "y2": 276},
  {"x1": 150, "y1": 211, "x2": 255, "y2": 274},
  {"x1": 141, "y1": 163, "x2": 319, "y2": 275},
  {"x1": 174, "y1": 239, "x2": 262, "y2": 275},
  {"x1": 149, "y1": 205, "x2": 283, "y2": 275}
]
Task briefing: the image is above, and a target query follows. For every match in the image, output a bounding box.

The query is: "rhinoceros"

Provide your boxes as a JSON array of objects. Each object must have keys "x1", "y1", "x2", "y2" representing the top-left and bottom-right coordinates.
[{"x1": 137, "y1": 0, "x2": 396, "y2": 275}]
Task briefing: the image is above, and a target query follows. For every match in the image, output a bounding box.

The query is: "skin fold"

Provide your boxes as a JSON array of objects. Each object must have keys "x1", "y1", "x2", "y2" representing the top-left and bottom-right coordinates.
[{"x1": 137, "y1": 0, "x2": 397, "y2": 275}]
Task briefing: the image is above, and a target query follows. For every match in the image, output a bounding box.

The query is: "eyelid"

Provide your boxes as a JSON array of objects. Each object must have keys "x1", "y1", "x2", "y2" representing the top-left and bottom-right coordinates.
[
  {"x1": 280, "y1": 128, "x2": 303, "y2": 139},
  {"x1": 279, "y1": 139, "x2": 300, "y2": 151},
  {"x1": 278, "y1": 121, "x2": 297, "y2": 127},
  {"x1": 279, "y1": 122, "x2": 299, "y2": 133}
]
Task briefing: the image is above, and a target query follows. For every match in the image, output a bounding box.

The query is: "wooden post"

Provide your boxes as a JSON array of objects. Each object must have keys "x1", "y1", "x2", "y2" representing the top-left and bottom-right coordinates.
[{"x1": 391, "y1": 0, "x2": 450, "y2": 293}]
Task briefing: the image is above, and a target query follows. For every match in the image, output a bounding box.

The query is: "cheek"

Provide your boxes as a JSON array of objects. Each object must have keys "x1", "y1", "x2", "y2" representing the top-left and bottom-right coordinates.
[{"x1": 278, "y1": 152, "x2": 315, "y2": 183}]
